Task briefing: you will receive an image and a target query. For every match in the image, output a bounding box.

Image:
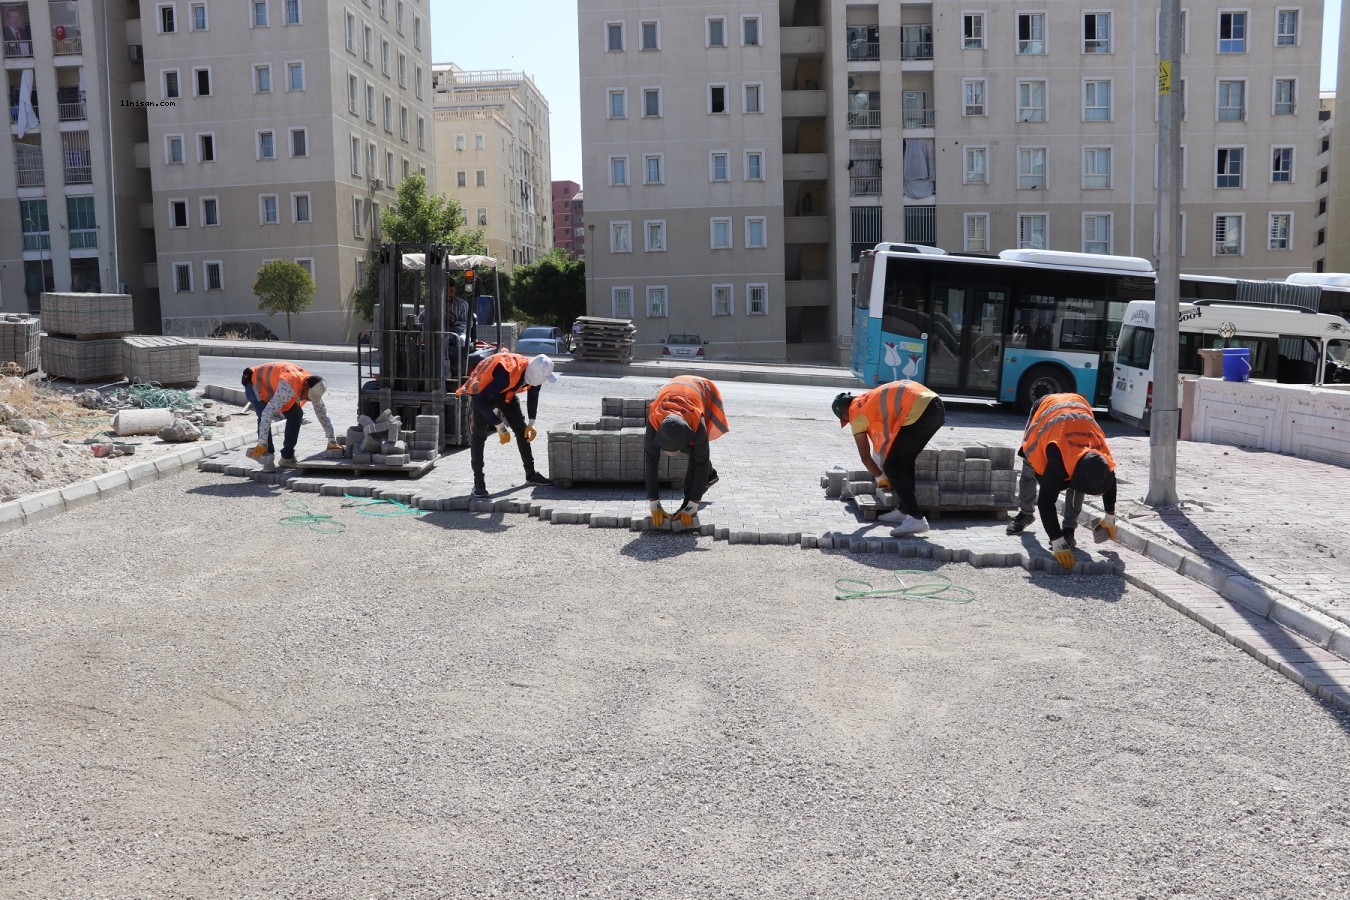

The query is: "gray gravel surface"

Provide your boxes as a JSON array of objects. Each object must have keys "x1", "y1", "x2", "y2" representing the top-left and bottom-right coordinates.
[{"x1": 2, "y1": 470, "x2": 1348, "y2": 899}]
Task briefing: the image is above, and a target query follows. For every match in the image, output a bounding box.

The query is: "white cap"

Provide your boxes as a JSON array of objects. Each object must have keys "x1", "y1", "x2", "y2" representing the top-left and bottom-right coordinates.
[
  {"x1": 524, "y1": 354, "x2": 558, "y2": 386},
  {"x1": 307, "y1": 379, "x2": 326, "y2": 404}
]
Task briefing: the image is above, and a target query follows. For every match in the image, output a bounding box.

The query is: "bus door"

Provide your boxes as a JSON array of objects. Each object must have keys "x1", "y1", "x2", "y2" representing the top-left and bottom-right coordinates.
[{"x1": 924, "y1": 284, "x2": 1007, "y2": 396}]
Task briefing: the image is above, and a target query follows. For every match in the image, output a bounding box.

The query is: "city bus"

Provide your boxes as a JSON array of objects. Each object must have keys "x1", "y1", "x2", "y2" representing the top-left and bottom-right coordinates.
[{"x1": 851, "y1": 244, "x2": 1155, "y2": 410}]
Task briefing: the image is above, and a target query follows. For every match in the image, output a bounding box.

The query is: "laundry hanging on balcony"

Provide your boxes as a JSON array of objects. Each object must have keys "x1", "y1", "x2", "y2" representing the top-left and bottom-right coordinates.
[
  {"x1": 902, "y1": 139, "x2": 934, "y2": 199},
  {"x1": 16, "y1": 69, "x2": 39, "y2": 137}
]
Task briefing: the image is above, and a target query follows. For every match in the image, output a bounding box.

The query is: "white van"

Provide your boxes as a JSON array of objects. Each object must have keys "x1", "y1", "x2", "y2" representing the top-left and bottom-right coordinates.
[{"x1": 1109, "y1": 299, "x2": 1350, "y2": 429}]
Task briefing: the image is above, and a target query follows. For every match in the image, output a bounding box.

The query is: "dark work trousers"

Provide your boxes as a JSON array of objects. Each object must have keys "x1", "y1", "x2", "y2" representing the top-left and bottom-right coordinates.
[
  {"x1": 245, "y1": 382, "x2": 304, "y2": 459},
  {"x1": 469, "y1": 396, "x2": 535, "y2": 485},
  {"x1": 881, "y1": 397, "x2": 946, "y2": 519}
]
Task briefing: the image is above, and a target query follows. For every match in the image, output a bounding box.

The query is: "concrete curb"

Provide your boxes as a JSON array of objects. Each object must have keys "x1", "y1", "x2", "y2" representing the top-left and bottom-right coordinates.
[{"x1": 192, "y1": 339, "x2": 360, "y2": 364}]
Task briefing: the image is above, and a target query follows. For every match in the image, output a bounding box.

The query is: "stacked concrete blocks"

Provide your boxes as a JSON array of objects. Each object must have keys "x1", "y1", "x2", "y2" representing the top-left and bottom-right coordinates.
[
  {"x1": 548, "y1": 396, "x2": 688, "y2": 488},
  {"x1": 39, "y1": 291, "x2": 135, "y2": 382},
  {"x1": 0, "y1": 313, "x2": 40, "y2": 373},
  {"x1": 121, "y1": 336, "x2": 200, "y2": 387},
  {"x1": 343, "y1": 409, "x2": 410, "y2": 466},
  {"x1": 410, "y1": 415, "x2": 441, "y2": 461},
  {"x1": 824, "y1": 439, "x2": 1018, "y2": 521}
]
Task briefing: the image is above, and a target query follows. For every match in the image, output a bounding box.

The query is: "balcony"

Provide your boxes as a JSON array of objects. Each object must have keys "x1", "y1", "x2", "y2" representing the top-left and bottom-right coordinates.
[
  {"x1": 13, "y1": 141, "x2": 42, "y2": 186},
  {"x1": 850, "y1": 175, "x2": 881, "y2": 196},
  {"x1": 782, "y1": 152, "x2": 828, "y2": 181},
  {"x1": 902, "y1": 107, "x2": 935, "y2": 128},
  {"x1": 847, "y1": 108, "x2": 880, "y2": 129},
  {"x1": 780, "y1": 26, "x2": 824, "y2": 55},
  {"x1": 904, "y1": 207, "x2": 937, "y2": 246},
  {"x1": 62, "y1": 131, "x2": 91, "y2": 184},
  {"x1": 783, "y1": 216, "x2": 830, "y2": 244},
  {"x1": 846, "y1": 26, "x2": 879, "y2": 61},
  {"x1": 52, "y1": 35, "x2": 82, "y2": 56},
  {"x1": 3, "y1": 37, "x2": 33, "y2": 60},
  {"x1": 901, "y1": 26, "x2": 933, "y2": 61}
]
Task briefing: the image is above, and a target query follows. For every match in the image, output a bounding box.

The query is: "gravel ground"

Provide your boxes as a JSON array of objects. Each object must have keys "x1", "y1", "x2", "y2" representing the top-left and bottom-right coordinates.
[{"x1": 1, "y1": 469, "x2": 1348, "y2": 898}]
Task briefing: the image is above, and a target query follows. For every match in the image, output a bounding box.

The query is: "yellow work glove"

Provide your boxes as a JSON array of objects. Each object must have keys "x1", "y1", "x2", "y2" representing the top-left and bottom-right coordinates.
[
  {"x1": 496, "y1": 422, "x2": 511, "y2": 445},
  {"x1": 524, "y1": 421, "x2": 538, "y2": 443},
  {"x1": 1051, "y1": 537, "x2": 1075, "y2": 570},
  {"x1": 675, "y1": 500, "x2": 699, "y2": 528},
  {"x1": 1093, "y1": 513, "x2": 1118, "y2": 543},
  {"x1": 876, "y1": 476, "x2": 892, "y2": 490},
  {"x1": 326, "y1": 441, "x2": 343, "y2": 452},
  {"x1": 248, "y1": 443, "x2": 269, "y2": 460},
  {"x1": 649, "y1": 500, "x2": 667, "y2": 528}
]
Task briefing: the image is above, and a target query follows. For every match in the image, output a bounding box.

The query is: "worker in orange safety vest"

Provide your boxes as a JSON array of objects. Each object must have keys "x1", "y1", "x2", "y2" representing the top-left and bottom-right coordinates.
[
  {"x1": 645, "y1": 375, "x2": 729, "y2": 527},
  {"x1": 242, "y1": 362, "x2": 337, "y2": 469},
  {"x1": 456, "y1": 351, "x2": 557, "y2": 497}
]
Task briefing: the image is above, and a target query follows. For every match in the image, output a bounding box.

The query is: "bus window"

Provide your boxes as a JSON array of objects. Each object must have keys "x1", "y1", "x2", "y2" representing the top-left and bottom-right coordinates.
[
  {"x1": 1179, "y1": 333, "x2": 1275, "y2": 376},
  {"x1": 1115, "y1": 324, "x2": 1154, "y2": 369},
  {"x1": 1275, "y1": 336, "x2": 1322, "y2": 384},
  {"x1": 881, "y1": 261, "x2": 930, "y2": 338},
  {"x1": 855, "y1": 253, "x2": 875, "y2": 310}
]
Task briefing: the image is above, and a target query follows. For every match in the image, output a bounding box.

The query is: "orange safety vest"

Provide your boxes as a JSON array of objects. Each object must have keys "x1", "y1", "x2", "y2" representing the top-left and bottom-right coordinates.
[
  {"x1": 848, "y1": 380, "x2": 926, "y2": 458},
  {"x1": 250, "y1": 362, "x2": 311, "y2": 413},
  {"x1": 456, "y1": 352, "x2": 531, "y2": 403},
  {"x1": 646, "y1": 375, "x2": 729, "y2": 441},
  {"x1": 1021, "y1": 393, "x2": 1116, "y2": 480}
]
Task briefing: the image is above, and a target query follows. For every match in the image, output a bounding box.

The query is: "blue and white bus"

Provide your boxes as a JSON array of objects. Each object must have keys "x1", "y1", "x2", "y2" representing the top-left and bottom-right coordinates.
[{"x1": 851, "y1": 244, "x2": 1155, "y2": 410}]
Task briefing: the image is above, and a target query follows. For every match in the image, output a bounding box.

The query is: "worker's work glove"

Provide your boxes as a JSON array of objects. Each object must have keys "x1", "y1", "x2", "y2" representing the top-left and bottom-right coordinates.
[
  {"x1": 1093, "y1": 513, "x2": 1118, "y2": 543},
  {"x1": 496, "y1": 422, "x2": 511, "y2": 445},
  {"x1": 648, "y1": 500, "x2": 667, "y2": 528},
  {"x1": 326, "y1": 441, "x2": 342, "y2": 452},
  {"x1": 876, "y1": 475, "x2": 892, "y2": 490},
  {"x1": 248, "y1": 443, "x2": 269, "y2": 461},
  {"x1": 1051, "y1": 536, "x2": 1075, "y2": 571},
  {"x1": 524, "y1": 420, "x2": 538, "y2": 443},
  {"x1": 675, "y1": 500, "x2": 699, "y2": 528}
]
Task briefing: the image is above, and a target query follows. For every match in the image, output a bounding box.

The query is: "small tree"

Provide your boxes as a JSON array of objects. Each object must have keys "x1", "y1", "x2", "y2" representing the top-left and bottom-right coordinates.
[
  {"x1": 510, "y1": 249, "x2": 586, "y2": 329},
  {"x1": 253, "y1": 260, "x2": 315, "y2": 341}
]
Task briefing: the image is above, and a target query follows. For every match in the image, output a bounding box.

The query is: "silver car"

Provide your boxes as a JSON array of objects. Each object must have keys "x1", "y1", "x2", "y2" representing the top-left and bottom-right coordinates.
[
  {"x1": 516, "y1": 326, "x2": 570, "y2": 356},
  {"x1": 661, "y1": 333, "x2": 708, "y2": 360}
]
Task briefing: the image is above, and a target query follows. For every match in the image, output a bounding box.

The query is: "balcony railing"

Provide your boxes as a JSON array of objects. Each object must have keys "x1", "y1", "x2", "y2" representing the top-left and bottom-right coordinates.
[
  {"x1": 900, "y1": 40, "x2": 933, "y2": 60},
  {"x1": 63, "y1": 131, "x2": 92, "y2": 184},
  {"x1": 1217, "y1": 105, "x2": 1244, "y2": 122},
  {"x1": 847, "y1": 40, "x2": 879, "y2": 61},
  {"x1": 904, "y1": 207, "x2": 937, "y2": 246},
  {"x1": 902, "y1": 108, "x2": 935, "y2": 128},
  {"x1": 3, "y1": 38, "x2": 33, "y2": 59},
  {"x1": 69, "y1": 228, "x2": 97, "y2": 249},
  {"x1": 850, "y1": 176, "x2": 881, "y2": 196},
  {"x1": 22, "y1": 232, "x2": 51, "y2": 251},
  {"x1": 53, "y1": 36, "x2": 83, "y2": 56},
  {"x1": 58, "y1": 100, "x2": 86, "y2": 121},
  {"x1": 847, "y1": 109, "x2": 880, "y2": 129}
]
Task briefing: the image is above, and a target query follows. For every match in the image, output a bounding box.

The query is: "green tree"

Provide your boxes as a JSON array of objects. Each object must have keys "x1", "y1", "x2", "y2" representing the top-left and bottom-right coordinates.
[
  {"x1": 509, "y1": 249, "x2": 586, "y2": 329},
  {"x1": 351, "y1": 174, "x2": 488, "y2": 322},
  {"x1": 252, "y1": 260, "x2": 315, "y2": 341}
]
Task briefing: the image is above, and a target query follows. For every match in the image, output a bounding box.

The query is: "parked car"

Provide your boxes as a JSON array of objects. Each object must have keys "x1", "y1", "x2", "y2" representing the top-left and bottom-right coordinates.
[
  {"x1": 516, "y1": 325, "x2": 571, "y2": 356},
  {"x1": 661, "y1": 333, "x2": 708, "y2": 360},
  {"x1": 210, "y1": 321, "x2": 278, "y2": 341}
]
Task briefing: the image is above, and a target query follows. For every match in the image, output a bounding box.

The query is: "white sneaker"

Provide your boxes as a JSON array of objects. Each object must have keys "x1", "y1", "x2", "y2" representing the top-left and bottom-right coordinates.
[
  {"x1": 877, "y1": 509, "x2": 908, "y2": 523},
  {"x1": 890, "y1": 515, "x2": 930, "y2": 537}
]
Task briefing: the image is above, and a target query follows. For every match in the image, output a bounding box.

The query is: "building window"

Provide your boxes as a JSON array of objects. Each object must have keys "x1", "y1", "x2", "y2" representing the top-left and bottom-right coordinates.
[
  {"x1": 1268, "y1": 213, "x2": 1292, "y2": 250},
  {"x1": 1215, "y1": 147, "x2": 1243, "y2": 188},
  {"x1": 351, "y1": 136, "x2": 361, "y2": 175},
  {"x1": 294, "y1": 258, "x2": 314, "y2": 281},
  {"x1": 643, "y1": 154, "x2": 662, "y2": 185},
  {"x1": 741, "y1": 15, "x2": 760, "y2": 46},
  {"x1": 169, "y1": 198, "x2": 188, "y2": 228},
  {"x1": 747, "y1": 284, "x2": 768, "y2": 316},
  {"x1": 383, "y1": 95, "x2": 392, "y2": 132},
  {"x1": 286, "y1": 62, "x2": 304, "y2": 92},
  {"x1": 192, "y1": 67, "x2": 211, "y2": 97},
  {"x1": 417, "y1": 116, "x2": 425, "y2": 149},
  {"x1": 398, "y1": 52, "x2": 406, "y2": 87},
  {"x1": 166, "y1": 134, "x2": 184, "y2": 164},
  {"x1": 201, "y1": 197, "x2": 219, "y2": 227},
  {"x1": 963, "y1": 79, "x2": 986, "y2": 117},
  {"x1": 345, "y1": 12, "x2": 355, "y2": 51},
  {"x1": 1273, "y1": 78, "x2": 1296, "y2": 115},
  {"x1": 1217, "y1": 80, "x2": 1245, "y2": 121},
  {"x1": 173, "y1": 263, "x2": 192, "y2": 293},
  {"x1": 363, "y1": 25, "x2": 373, "y2": 63},
  {"x1": 476, "y1": 207, "x2": 486, "y2": 226},
  {"x1": 964, "y1": 213, "x2": 989, "y2": 252},
  {"x1": 198, "y1": 133, "x2": 215, "y2": 162},
  {"x1": 289, "y1": 128, "x2": 308, "y2": 158},
  {"x1": 399, "y1": 106, "x2": 408, "y2": 141},
  {"x1": 1017, "y1": 80, "x2": 1047, "y2": 122},
  {"x1": 609, "y1": 156, "x2": 628, "y2": 186},
  {"x1": 612, "y1": 287, "x2": 633, "y2": 319},
  {"x1": 474, "y1": 133, "x2": 485, "y2": 150},
  {"x1": 190, "y1": 3, "x2": 207, "y2": 31},
  {"x1": 1275, "y1": 9, "x2": 1299, "y2": 46},
  {"x1": 640, "y1": 20, "x2": 659, "y2": 50},
  {"x1": 293, "y1": 193, "x2": 311, "y2": 223},
  {"x1": 743, "y1": 83, "x2": 762, "y2": 114},
  {"x1": 1018, "y1": 214, "x2": 1048, "y2": 249},
  {"x1": 454, "y1": 133, "x2": 465, "y2": 152},
  {"x1": 1219, "y1": 11, "x2": 1246, "y2": 53},
  {"x1": 1084, "y1": 147, "x2": 1112, "y2": 189},
  {"x1": 964, "y1": 146, "x2": 987, "y2": 184},
  {"x1": 203, "y1": 261, "x2": 223, "y2": 291},
  {"x1": 284, "y1": 0, "x2": 300, "y2": 25},
  {"x1": 415, "y1": 66, "x2": 423, "y2": 99},
  {"x1": 1018, "y1": 147, "x2": 1047, "y2": 189},
  {"x1": 163, "y1": 70, "x2": 181, "y2": 100},
  {"x1": 346, "y1": 73, "x2": 359, "y2": 113},
  {"x1": 1271, "y1": 146, "x2": 1294, "y2": 182},
  {"x1": 646, "y1": 286, "x2": 668, "y2": 318},
  {"x1": 1017, "y1": 13, "x2": 1045, "y2": 54},
  {"x1": 1083, "y1": 12, "x2": 1110, "y2": 52},
  {"x1": 1083, "y1": 213, "x2": 1111, "y2": 253},
  {"x1": 1214, "y1": 214, "x2": 1242, "y2": 255},
  {"x1": 710, "y1": 152, "x2": 729, "y2": 182},
  {"x1": 413, "y1": 16, "x2": 421, "y2": 49},
  {"x1": 745, "y1": 151, "x2": 764, "y2": 181},
  {"x1": 642, "y1": 87, "x2": 661, "y2": 118},
  {"x1": 707, "y1": 17, "x2": 726, "y2": 48},
  {"x1": 963, "y1": 14, "x2": 985, "y2": 49},
  {"x1": 606, "y1": 21, "x2": 624, "y2": 52},
  {"x1": 381, "y1": 39, "x2": 389, "y2": 76},
  {"x1": 745, "y1": 217, "x2": 766, "y2": 248},
  {"x1": 708, "y1": 84, "x2": 728, "y2": 115},
  {"x1": 1157, "y1": 9, "x2": 1189, "y2": 53},
  {"x1": 456, "y1": 171, "x2": 466, "y2": 188},
  {"x1": 644, "y1": 220, "x2": 666, "y2": 252},
  {"x1": 354, "y1": 197, "x2": 366, "y2": 238},
  {"x1": 610, "y1": 222, "x2": 631, "y2": 253},
  {"x1": 252, "y1": 1, "x2": 268, "y2": 28},
  {"x1": 1084, "y1": 80, "x2": 1111, "y2": 121},
  {"x1": 710, "y1": 217, "x2": 732, "y2": 250},
  {"x1": 260, "y1": 194, "x2": 278, "y2": 224},
  {"x1": 608, "y1": 89, "x2": 626, "y2": 119},
  {"x1": 712, "y1": 284, "x2": 733, "y2": 316},
  {"x1": 158, "y1": 4, "x2": 177, "y2": 34},
  {"x1": 249, "y1": 64, "x2": 270, "y2": 94}
]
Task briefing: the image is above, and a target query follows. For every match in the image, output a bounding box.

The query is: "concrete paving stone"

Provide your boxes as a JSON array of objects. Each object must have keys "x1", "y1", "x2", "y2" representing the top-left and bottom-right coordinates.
[
  {"x1": 0, "y1": 501, "x2": 26, "y2": 533},
  {"x1": 197, "y1": 459, "x2": 226, "y2": 473},
  {"x1": 58, "y1": 480, "x2": 99, "y2": 510},
  {"x1": 291, "y1": 481, "x2": 320, "y2": 494},
  {"x1": 221, "y1": 464, "x2": 249, "y2": 478},
  {"x1": 318, "y1": 484, "x2": 346, "y2": 497}
]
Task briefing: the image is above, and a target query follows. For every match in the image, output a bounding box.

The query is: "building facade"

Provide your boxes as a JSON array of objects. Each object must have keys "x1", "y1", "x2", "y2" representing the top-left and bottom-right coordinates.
[
  {"x1": 1328, "y1": 8, "x2": 1350, "y2": 272},
  {"x1": 552, "y1": 179, "x2": 584, "y2": 258},
  {"x1": 579, "y1": 0, "x2": 1331, "y2": 364},
  {"x1": 430, "y1": 64, "x2": 550, "y2": 269}
]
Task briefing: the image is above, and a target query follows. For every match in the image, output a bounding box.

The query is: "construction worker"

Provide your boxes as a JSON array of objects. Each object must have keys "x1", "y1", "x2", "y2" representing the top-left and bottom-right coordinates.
[
  {"x1": 645, "y1": 375, "x2": 729, "y2": 527},
  {"x1": 457, "y1": 352, "x2": 557, "y2": 497},
  {"x1": 1005, "y1": 392, "x2": 1119, "y2": 570},
  {"x1": 243, "y1": 362, "x2": 338, "y2": 469},
  {"x1": 833, "y1": 380, "x2": 945, "y2": 537}
]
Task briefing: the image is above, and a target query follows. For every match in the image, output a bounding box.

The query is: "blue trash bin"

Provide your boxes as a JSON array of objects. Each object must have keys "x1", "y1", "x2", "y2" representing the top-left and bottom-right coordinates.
[{"x1": 1221, "y1": 347, "x2": 1251, "y2": 382}]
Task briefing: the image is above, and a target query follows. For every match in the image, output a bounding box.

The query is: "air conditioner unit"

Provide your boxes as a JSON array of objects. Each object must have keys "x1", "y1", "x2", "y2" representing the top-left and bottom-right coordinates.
[
  {"x1": 371, "y1": 178, "x2": 384, "y2": 190},
  {"x1": 128, "y1": 44, "x2": 143, "y2": 63}
]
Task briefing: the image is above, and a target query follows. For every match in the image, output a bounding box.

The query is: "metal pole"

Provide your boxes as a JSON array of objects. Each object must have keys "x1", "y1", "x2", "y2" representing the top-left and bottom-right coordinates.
[{"x1": 1145, "y1": 0, "x2": 1182, "y2": 508}]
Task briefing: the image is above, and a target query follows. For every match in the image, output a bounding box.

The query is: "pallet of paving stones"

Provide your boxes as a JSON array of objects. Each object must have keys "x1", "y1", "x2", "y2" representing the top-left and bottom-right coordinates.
[
  {"x1": 0, "y1": 313, "x2": 40, "y2": 373},
  {"x1": 296, "y1": 412, "x2": 441, "y2": 478},
  {"x1": 121, "y1": 336, "x2": 200, "y2": 387},
  {"x1": 39, "y1": 335, "x2": 124, "y2": 382},
  {"x1": 548, "y1": 396, "x2": 684, "y2": 488},
  {"x1": 824, "y1": 441, "x2": 1018, "y2": 521},
  {"x1": 39, "y1": 292, "x2": 134, "y2": 339},
  {"x1": 573, "y1": 316, "x2": 636, "y2": 362}
]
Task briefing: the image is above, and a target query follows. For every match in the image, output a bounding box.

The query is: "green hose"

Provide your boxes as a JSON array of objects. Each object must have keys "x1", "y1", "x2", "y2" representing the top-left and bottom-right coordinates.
[
  {"x1": 340, "y1": 495, "x2": 425, "y2": 517},
  {"x1": 278, "y1": 499, "x2": 346, "y2": 533},
  {"x1": 834, "y1": 570, "x2": 976, "y2": 604}
]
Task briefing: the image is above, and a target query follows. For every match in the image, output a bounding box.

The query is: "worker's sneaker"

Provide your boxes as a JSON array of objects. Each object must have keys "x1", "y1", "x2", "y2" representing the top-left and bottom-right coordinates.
[
  {"x1": 1005, "y1": 512, "x2": 1036, "y2": 535},
  {"x1": 877, "y1": 509, "x2": 908, "y2": 524},
  {"x1": 706, "y1": 469, "x2": 719, "y2": 489},
  {"x1": 277, "y1": 456, "x2": 298, "y2": 469},
  {"x1": 470, "y1": 483, "x2": 489, "y2": 499},
  {"x1": 890, "y1": 515, "x2": 930, "y2": 537},
  {"x1": 525, "y1": 471, "x2": 553, "y2": 486}
]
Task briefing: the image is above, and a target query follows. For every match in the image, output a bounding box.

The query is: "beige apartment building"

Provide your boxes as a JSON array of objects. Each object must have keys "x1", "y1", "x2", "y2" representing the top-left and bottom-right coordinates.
[
  {"x1": 430, "y1": 64, "x2": 550, "y2": 269},
  {"x1": 580, "y1": 0, "x2": 1331, "y2": 364},
  {"x1": 1329, "y1": 11, "x2": 1350, "y2": 272}
]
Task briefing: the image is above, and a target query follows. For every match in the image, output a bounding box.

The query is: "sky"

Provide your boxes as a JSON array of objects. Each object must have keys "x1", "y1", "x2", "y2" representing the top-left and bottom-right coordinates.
[{"x1": 430, "y1": 1, "x2": 1343, "y2": 191}]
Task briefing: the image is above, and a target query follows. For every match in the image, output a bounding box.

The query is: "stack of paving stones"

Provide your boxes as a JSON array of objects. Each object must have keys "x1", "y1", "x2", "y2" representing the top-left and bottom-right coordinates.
[
  {"x1": 345, "y1": 410, "x2": 411, "y2": 466},
  {"x1": 0, "y1": 313, "x2": 40, "y2": 373},
  {"x1": 410, "y1": 415, "x2": 441, "y2": 461},
  {"x1": 39, "y1": 291, "x2": 133, "y2": 382},
  {"x1": 824, "y1": 439, "x2": 1018, "y2": 520},
  {"x1": 548, "y1": 396, "x2": 687, "y2": 488},
  {"x1": 120, "y1": 336, "x2": 200, "y2": 387},
  {"x1": 572, "y1": 316, "x2": 636, "y2": 363}
]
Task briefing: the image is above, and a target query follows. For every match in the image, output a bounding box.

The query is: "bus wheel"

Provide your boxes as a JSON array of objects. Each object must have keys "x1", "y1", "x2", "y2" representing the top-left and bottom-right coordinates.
[{"x1": 1018, "y1": 365, "x2": 1070, "y2": 412}]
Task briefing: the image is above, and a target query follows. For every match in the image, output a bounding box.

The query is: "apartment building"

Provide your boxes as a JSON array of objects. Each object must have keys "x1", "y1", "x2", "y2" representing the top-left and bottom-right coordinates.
[
  {"x1": 552, "y1": 179, "x2": 584, "y2": 258},
  {"x1": 1329, "y1": 10, "x2": 1350, "y2": 271},
  {"x1": 579, "y1": 1, "x2": 1330, "y2": 364},
  {"x1": 431, "y1": 64, "x2": 550, "y2": 268}
]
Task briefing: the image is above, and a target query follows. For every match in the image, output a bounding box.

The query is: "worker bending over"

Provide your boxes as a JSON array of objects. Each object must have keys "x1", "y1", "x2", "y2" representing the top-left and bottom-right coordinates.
[
  {"x1": 1006, "y1": 392, "x2": 1119, "y2": 569},
  {"x1": 457, "y1": 352, "x2": 557, "y2": 497},
  {"x1": 645, "y1": 375, "x2": 729, "y2": 527},
  {"x1": 833, "y1": 380, "x2": 945, "y2": 537},
  {"x1": 243, "y1": 362, "x2": 338, "y2": 469}
]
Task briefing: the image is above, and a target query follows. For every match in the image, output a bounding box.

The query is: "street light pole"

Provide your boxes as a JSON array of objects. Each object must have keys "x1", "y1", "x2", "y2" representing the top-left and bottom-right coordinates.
[{"x1": 24, "y1": 216, "x2": 49, "y2": 313}]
